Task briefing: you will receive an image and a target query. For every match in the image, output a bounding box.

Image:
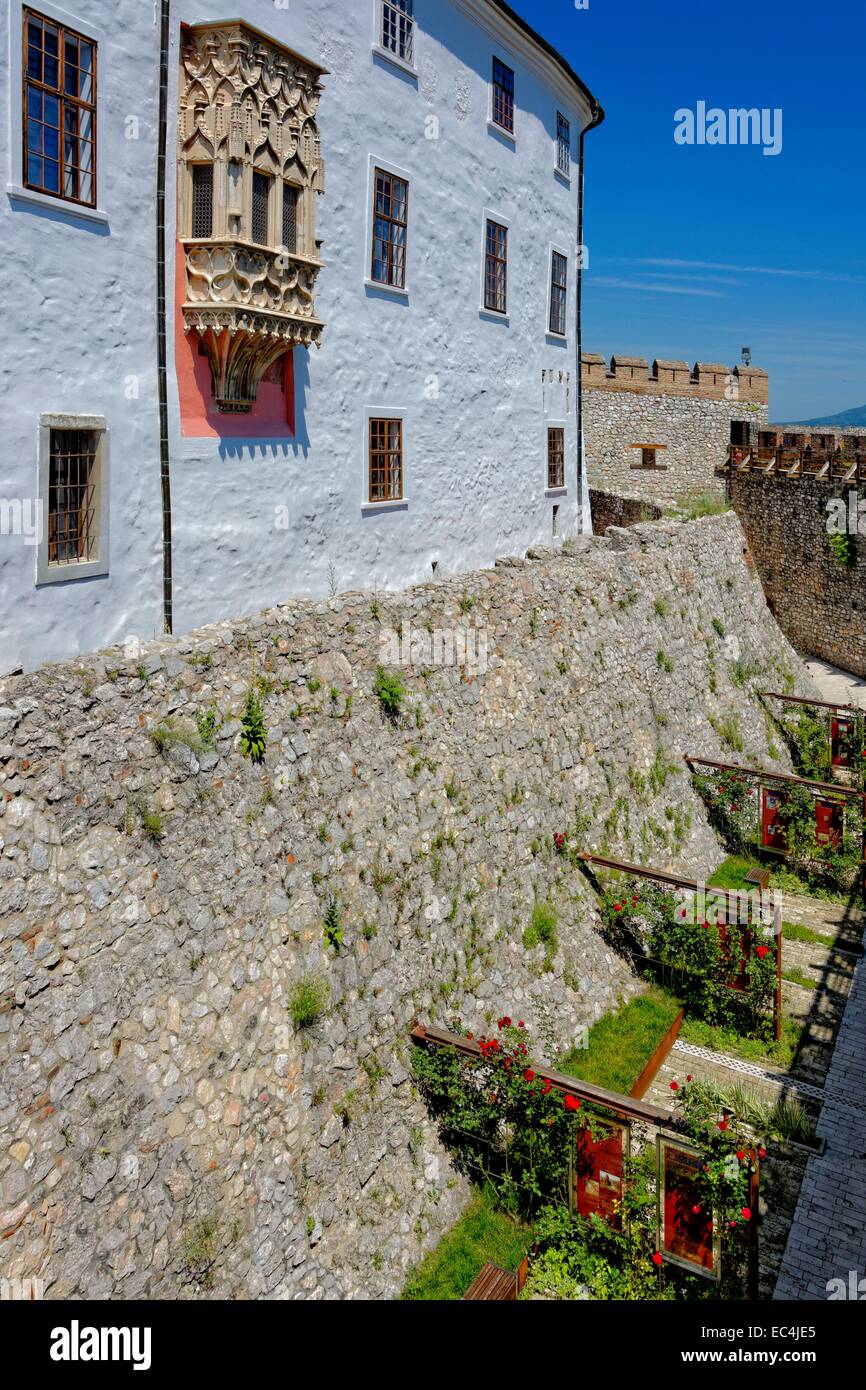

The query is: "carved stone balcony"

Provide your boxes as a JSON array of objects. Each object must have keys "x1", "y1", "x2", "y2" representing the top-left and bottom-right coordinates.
[{"x1": 182, "y1": 240, "x2": 325, "y2": 412}]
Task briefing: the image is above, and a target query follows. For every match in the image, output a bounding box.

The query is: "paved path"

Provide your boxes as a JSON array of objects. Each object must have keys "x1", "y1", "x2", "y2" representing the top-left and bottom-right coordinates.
[
  {"x1": 774, "y1": 938, "x2": 866, "y2": 1300},
  {"x1": 805, "y1": 658, "x2": 866, "y2": 711}
]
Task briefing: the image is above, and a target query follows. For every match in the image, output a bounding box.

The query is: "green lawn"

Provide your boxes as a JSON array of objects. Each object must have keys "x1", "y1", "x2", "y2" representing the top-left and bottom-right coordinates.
[
  {"x1": 679, "y1": 1014, "x2": 803, "y2": 1070},
  {"x1": 400, "y1": 1189, "x2": 534, "y2": 1300},
  {"x1": 709, "y1": 854, "x2": 854, "y2": 905},
  {"x1": 557, "y1": 986, "x2": 682, "y2": 1094}
]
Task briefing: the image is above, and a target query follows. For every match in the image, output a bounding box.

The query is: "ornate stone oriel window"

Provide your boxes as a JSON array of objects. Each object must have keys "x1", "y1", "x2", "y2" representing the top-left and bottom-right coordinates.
[{"x1": 178, "y1": 22, "x2": 326, "y2": 413}]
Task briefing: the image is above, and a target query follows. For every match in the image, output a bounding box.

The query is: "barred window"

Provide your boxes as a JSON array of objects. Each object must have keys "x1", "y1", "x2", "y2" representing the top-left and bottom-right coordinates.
[
  {"x1": 371, "y1": 168, "x2": 408, "y2": 288},
  {"x1": 381, "y1": 0, "x2": 414, "y2": 63},
  {"x1": 556, "y1": 112, "x2": 571, "y2": 175},
  {"x1": 191, "y1": 164, "x2": 213, "y2": 238},
  {"x1": 549, "y1": 251, "x2": 568, "y2": 336},
  {"x1": 369, "y1": 418, "x2": 403, "y2": 502},
  {"x1": 547, "y1": 428, "x2": 565, "y2": 490},
  {"x1": 23, "y1": 8, "x2": 96, "y2": 207},
  {"x1": 491, "y1": 58, "x2": 514, "y2": 133},
  {"x1": 48, "y1": 428, "x2": 98, "y2": 564},
  {"x1": 282, "y1": 183, "x2": 299, "y2": 253},
  {"x1": 484, "y1": 219, "x2": 508, "y2": 314},
  {"x1": 252, "y1": 171, "x2": 272, "y2": 245}
]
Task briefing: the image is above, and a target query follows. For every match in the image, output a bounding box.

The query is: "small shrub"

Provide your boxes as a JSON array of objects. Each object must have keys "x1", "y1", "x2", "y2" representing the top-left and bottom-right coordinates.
[
  {"x1": 828, "y1": 531, "x2": 855, "y2": 567},
  {"x1": 656, "y1": 649, "x2": 674, "y2": 674},
  {"x1": 181, "y1": 1212, "x2": 221, "y2": 1289},
  {"x1": 288, "y1": 975, "x2": 330, "y2": 1029},
  {"x1": 374, "y1": 665, "x2": 405, "y2": 719},
  {"x1": 240, "y1": 687, "x2": 267, "y2": 763},
  {"x1": 523, "y1": 900, "x2": 558, "y2": 968},
  {"x1": 323, "y1": 896, "x2": 343, "y2": 951}
]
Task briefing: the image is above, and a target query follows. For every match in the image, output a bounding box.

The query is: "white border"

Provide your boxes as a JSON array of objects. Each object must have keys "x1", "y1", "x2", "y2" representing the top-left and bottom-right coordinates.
[
  {"x1": 361, "y1": 406, "x2": 409, "y2": 511},
  {"x1": 35, "y1": 413, "x2": 110, "y2": 585},
  {"x1": 544, "y1": 420, "x2": 567, "y2": 496},
  {"x1": 6, "y1": 0, "x2": 108, "y2": 223},
  {"x1": 479, "y1": 206, "x2": 511, "y2": 323},
  {"x1": 545, "y1": 241, "x2": 570, "y2": 342},
  {"x1": 370, "y1": 0, "x2": 418, "y2": 77},
  {"x1": 364, "y1": 154, "x2": 412, "y2": 299}
]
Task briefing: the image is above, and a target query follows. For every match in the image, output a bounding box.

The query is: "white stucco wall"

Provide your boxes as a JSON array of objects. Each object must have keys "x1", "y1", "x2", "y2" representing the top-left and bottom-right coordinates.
[
  {"x1": 1, "y1": 0, "x2": 594, "y2": 671},
  {"x1": 1, "y1": 0, "x2": 164, "y2": 672}
]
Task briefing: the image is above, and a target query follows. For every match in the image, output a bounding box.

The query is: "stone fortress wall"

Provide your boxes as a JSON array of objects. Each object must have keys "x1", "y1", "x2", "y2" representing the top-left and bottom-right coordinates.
[
  {"x1": 583, "y1": 353, "x2": 769, "y2": 503},
  {"x1": 0, "y1": 514, "x2": 817, "y2": 1299}
]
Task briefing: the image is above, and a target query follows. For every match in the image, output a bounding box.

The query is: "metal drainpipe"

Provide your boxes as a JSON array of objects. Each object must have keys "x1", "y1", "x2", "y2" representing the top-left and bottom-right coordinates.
[
  {"x1": 576, "y1": 100, "x2": 604, "y2": 533},
  {"x1": 157, "y1": 0, "x2": 173, "y2": 633}
]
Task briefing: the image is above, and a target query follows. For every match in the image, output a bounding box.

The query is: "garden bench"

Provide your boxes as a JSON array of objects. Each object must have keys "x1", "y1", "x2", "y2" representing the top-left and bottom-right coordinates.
[{"x1": 462, "y1": 1260, "x2": 525, "y2": 1300}]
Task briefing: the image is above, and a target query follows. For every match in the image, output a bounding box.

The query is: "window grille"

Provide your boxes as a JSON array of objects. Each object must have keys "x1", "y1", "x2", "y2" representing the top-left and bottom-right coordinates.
[
  {"x1": 484, "y1": 220, "x2": 508, "y2": 313},
  {"x1": 547, "y1": 428, "x2": 565, "y2": 490},
  {"x1": 252, "y1": 171, "x2": 272, "y2": 245},
  {"x1": 371, "y1": 168, "x2": 408, "y2": 288},
  {"x1": 381, "y1": 1, "x2": 414, "y2": 63},
  {"x1": 492, "y1": 58, "x2": 514, "y2": 133},
  {"x1": 23, "y1": 8, "x2": 96, "y2": 206},
  {"x1": 549, "y1": 251, "x2": 568, "y2": 336},
  {"x1": 369, "y1": 418, "x2": 403, "y2": 502},
  {"x1": 47, "y1": 428, "x2": 98, "y2": 564},
  {"x1": 282, "y1": 183, "x2": 299, "y2": 254},
  {"x1": 556, "y1": 112, "x2": 571, "y2": 175},
  {"x1": 191, "y1": 164, "x2": 213, "y2": 238}
]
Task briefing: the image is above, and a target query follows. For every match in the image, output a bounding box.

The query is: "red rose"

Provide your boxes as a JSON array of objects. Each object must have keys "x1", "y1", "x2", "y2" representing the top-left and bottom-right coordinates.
[
  {"x1": 758, "y1": 1146, "x2": 767, "y2": 1159},
  {"x1": 524, "y1": 1069, "x2": 535, "y2": 1082},
  {"x1": 692, "y1": 1204, "x2": 702, "y2": 1215},
  {"x1": 614, "y1": 903, "x2": 622, "y2": 913},
  {"x1": 564, "y1": 1094, "x2": 581, "y2": 1111},
  {"x1": 718, "y1": 1119, "x2": 728, "y2": 1132},
  {"x1": 736, "y1": 1150, "x2": 746, "y2": 1162},
  {"x1": 542, "y1": 1078, "x2": 552, "y2": 1094},
  {"x1": 652, "y1": 1252, "x2": 663, "y2": 1267},
  {"x1": 728, "y1": 1220, "x2": 736, "y2": 1228},
  {"x1": 669, "y1": 1081, "x2": 679, "y2": 1092},
  {"x1": 518, "y1": 1020, "x2": 525, "y2": 1029},
  {"x1": 741, "y1": 1207, "x2": 752, "y2": 1221},
  {"x1": 466, "y1": 1032, "x2": 474, "y2": 1040},
  {"x1": 686, "y1": 1075, "x2": 693, "y2": 1082},
  {"x1": 756, "y1": 945, "x2": 770, "y2": 959}
]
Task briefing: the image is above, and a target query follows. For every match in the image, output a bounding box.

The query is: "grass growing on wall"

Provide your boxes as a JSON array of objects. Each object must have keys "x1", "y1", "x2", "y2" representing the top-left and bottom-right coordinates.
[
  {"x1": 557, "y1": 986, "x2": 682, "y2": 1094},
  {"x1": 401, "y1": 1188, "x2": 534, "y2": 1301},
  {"x1": 679, "y1": 1014, "x2": 802, "y2": 1070}
]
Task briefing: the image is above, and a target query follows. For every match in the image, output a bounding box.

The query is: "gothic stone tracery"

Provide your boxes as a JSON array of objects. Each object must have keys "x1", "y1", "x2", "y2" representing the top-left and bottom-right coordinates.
[{"x1": 179, "y1": 22, "x2": 326, "y2": 412}]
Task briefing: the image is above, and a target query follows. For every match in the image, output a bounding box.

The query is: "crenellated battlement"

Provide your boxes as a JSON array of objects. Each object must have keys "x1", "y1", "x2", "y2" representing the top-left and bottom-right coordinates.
[{"x1": 582, "y1": 353, "x2": 768, "y2": 404}]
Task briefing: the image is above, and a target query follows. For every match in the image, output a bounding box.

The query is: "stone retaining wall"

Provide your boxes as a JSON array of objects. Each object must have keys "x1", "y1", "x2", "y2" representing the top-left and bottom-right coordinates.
[
  {"x1": 0, "y1": 514, "x2": 817, "y2": 1299},
  {"x1": 729, "y1": 471, "x2": 866, "y2": 678},
  {"x1": 589, "y1": 489, "x2": 663, "y2": 534}
]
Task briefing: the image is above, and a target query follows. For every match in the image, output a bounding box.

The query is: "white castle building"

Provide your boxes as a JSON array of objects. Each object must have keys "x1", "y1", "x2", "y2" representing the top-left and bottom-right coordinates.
[{"x1": 0, "y1": 0, "x2": 603, "y2": 672}]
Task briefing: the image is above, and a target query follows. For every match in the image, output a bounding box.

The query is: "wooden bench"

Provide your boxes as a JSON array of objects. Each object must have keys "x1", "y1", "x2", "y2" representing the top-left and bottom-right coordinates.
[
  {"x1": 463, "y1": 1259, "x2": 527, "y2": 1300},
  {"x1": 744, "y1": 866, "x2": 770, "y2": 893}
]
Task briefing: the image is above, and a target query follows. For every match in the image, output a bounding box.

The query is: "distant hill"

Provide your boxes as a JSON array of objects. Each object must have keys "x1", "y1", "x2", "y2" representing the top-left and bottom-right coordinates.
[{"x1": 789, "y1": 403, "x2": 866, "y2": 427}]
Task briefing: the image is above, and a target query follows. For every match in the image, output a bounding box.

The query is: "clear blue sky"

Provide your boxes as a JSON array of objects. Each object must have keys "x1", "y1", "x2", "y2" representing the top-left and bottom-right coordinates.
[{"x1": 514, "y1": 0, "x2": 866, "y2": 421}]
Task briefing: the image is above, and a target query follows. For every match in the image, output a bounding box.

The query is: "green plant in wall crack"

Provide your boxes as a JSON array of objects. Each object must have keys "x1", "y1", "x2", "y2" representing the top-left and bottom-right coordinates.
[
  {"x1": 239, "y1": 686, "x2": 267, "y2": 763},
  {"x1": 828, "y1": 530, "x2": 856, "y2": 568},
  {"x1": 523, "y1": 900, "x2": 558, "y2": 971},
  {"x1": 374, "y1": 665, "x2": 405, "y2": 720},
  {"x1": 288, "y1": 975, "x2": 331, "y2": 1029},
  {"x1": 323, "y1": 896, "x2": 343, "y2": 951},
  {"x1": 180, "y1": 1211, "x2": 222, "y2": 1290}
]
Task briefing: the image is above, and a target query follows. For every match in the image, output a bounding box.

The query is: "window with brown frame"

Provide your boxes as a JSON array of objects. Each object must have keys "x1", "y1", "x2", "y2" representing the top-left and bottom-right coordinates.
[
  {"x1": 191, "y1": 164, "x2": 213, "y2": 238},
  {"x1": 282, "y1": 183, "x2": 299, "y2": 253},
  {"x1": 23, "y1": 8, "x2": 96, "y2": 207},
  {"x1": 491, "y1": 57, "x2": 514, "y2": 133},
  {"x1": 371, "y1": 168, "x2": 408, "y2": 288},
  {"x1": 484, "y1": 219, "x2": 508, "y2": 314},
  {"x1": 547, "y1": 427, "x2": 565, "y2": 490},
  {"x1": 549, "y1": 251, "x2": 568, "y2": 335},
  {"x1": 369, "y1": 418, "x2": 403, "y2": 502},
  {"x1": 47, "y1": 428, "x2": 98, "y2": 564},
  {"x1": 252, "y1": 171, "x2": 272, "y2": 245}
]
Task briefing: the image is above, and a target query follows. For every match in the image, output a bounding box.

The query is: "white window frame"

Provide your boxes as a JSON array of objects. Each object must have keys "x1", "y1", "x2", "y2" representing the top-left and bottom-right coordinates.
[
  {"x1": 487, "y1": 50, "x2": 517, "y2": 144},
  {"x1": 36, "y1": 412, "x2": 109, "y2": 585},
  {"x1": 546, "y1": 242, "x2": 570, "y2": 341},
  {"x1": 479, "y1": 207, "x2": 511, "y2": 324},
  {"x1": 544, "y1": 419, "x2": 567, "y2": 496},
  {"x1": 364, "y1": 154, "x2": 412, "y2": 299},
  {"x1": 371, "y1": 0, "x2": 417, "y2": 77},
  {"x1": 6, "y1": 0, "x2": 108, "y2": 224},
  {"x1": 362, "y1": 406, "x2": 408, "y2": 511},
  {"x1": 555, "y1": 110, "x2": 572, "y2": 182}
]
